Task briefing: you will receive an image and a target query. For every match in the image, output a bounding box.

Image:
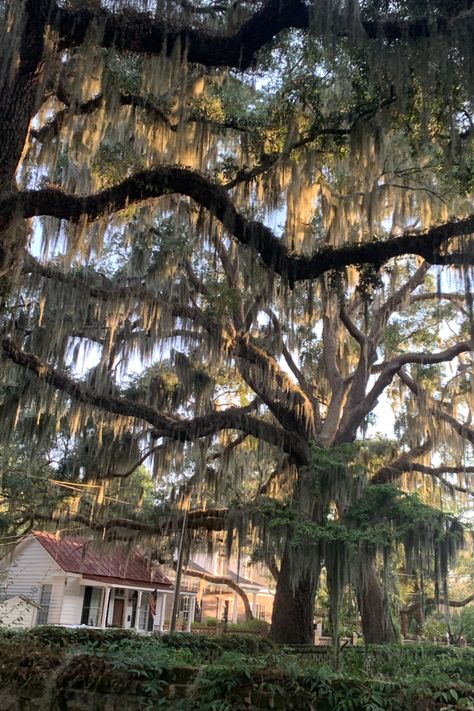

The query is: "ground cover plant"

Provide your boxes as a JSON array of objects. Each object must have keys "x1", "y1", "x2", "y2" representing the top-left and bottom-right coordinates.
[{"x1": 1, "y1": 628, "x2": 474, "y2": 709}]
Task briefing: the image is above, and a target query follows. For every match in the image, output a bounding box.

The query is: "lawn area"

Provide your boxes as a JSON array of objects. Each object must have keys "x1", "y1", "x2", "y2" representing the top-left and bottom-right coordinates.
[{"x1": 1, "y1": 627, "x2": 474, "y2": 709}]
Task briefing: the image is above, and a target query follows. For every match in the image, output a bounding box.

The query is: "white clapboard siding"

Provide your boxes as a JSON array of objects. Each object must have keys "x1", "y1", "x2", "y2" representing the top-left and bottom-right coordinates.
[
  {"x1": 59, "y1": 577, "x2": 84, "y2": 625},
  {"x1": 1, "y1": 538, "x2": 65, "y2": 627}
]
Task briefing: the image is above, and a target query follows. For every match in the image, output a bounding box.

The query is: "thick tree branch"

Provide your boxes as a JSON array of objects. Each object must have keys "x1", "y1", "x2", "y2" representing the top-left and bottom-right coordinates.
[
  {"x1": 31, "y1": 507, "x2": 231, "y2": 536},
  {"x1": 411, "y1": 464, "x2": 474, "y2": 476},
  {"x1": 339, "y1": 301, "x2": 365, "y2": 345},
  {"x1": 52, "y1": 0, "x2": 310, "y2": 69},
  {"x1": 1, "y1": 337, "x2": 309, "y2": 463},
  {"x1": 3, "y1": 167, "x2": 474, "y2": 285},
  {"x1": 233, "y1": 334, "x2": 316, "y2": 439},
  {"x1": 265, "y1": 307, "x2": 320, "y2": 426},
  {"x1": 50, "y1": 1, "x2": 474, "y2": 70},
  {"x1": 402, "y1": 593, "x2": 474, "y2": 614},
  {"x1": 335, "y1": 342, "x2": 471, "y2": 443},
  {"x1": 371, "y1": 441, "x2": 433, "y2": 485}
]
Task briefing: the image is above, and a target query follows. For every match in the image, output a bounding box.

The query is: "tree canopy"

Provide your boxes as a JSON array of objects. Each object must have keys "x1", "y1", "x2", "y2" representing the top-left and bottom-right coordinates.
[{"x1": 1, "y1": 0, "x2": 474, "y2": 645}]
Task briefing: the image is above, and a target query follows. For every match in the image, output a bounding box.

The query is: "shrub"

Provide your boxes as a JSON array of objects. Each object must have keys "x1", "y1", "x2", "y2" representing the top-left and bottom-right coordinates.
[{"x1": 227, "y1": 617, "x2": 270, "y2": 633}]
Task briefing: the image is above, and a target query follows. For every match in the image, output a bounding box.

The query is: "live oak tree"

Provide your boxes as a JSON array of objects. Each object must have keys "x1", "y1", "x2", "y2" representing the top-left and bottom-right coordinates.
[{"x1": 1, "y1": 0, "x2": 474, "y2": 644}]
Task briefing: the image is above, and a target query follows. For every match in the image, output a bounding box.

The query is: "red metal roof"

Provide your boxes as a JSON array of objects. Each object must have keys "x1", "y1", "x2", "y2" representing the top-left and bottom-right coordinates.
[{"x1": 32, "y1": 531, "x2": 172, "y2": 589}]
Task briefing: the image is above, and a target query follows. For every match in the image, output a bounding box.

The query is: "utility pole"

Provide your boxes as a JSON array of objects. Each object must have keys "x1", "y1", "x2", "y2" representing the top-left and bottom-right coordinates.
[{"x1": 170, "y1": 494, "x2": 190, "y2": 632}]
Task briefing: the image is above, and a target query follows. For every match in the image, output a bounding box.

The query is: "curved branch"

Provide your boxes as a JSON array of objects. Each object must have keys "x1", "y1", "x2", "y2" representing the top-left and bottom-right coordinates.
[
  {"x1": 335, "y1": 342, "x2": 471, "y2": 443},
  {"x1": 258, "y1": 457, "x2": 289, "y2": 496},
  {"x1": 399, "y1": 369, "x2": 474, "y2": 446},
  {"x1": 4, "y1": 167, "x2": 474, "y2": 285},
  {"x1": 207, "y1": 433, "x2": 249, "y2": 461},
  {"x1": 184, "y1": 567, "x2": 254, "y2": 621},
  {"x1": 31, "y1": 90, "x2": 259, "y2": 145},
  {"x1": 265, "y1": 307, "x2": 320, "y2": 424},
  {"x1": 370, "y1": 262, "x2": 430, "y2": 340},
  {"x1": 412, "y1": 464, "x2": 474, "y2": 476},
  {"x1": 1, "y1": 337, "x2": 310, "y2": 463},
  {"x1": 50, "y1": 1, "x2": 474, "y2": 70},
  {"x1": 233, "y1": 334, "x2": 316, "y2": 439},
  {"x1": 52, "y1": 0, "x2": 310, "y2": 69},
  {"x1": 409, "y1": 292, "x2": 469, "y2": 317},
  {"x1": 402, "y1": 593, "x2": 474, "y2": 614},
  {"x1": 22, "y1": 254, "x2": 216, "y2": 332},
  {"x1": 339, "y1": 301, "x2": 365, "y2": 345}
]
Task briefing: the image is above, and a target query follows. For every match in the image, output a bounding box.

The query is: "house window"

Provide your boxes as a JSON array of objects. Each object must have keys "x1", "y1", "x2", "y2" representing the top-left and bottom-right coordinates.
[
  {"x1": 255, "y1": 604, "x2": 266, "y2": 620},
  {"x1": 36, "y1": 584, "x2": 52, "y2": 625},
  {"x1": 81, "y1": 586, "x2": 102, "y2": 626},
  {"x1": 137, "y1": 595, "x2": 150, "y2": 631},
  {"x1": 179, "y1": 595, "x2": 191, "y2": 621}
]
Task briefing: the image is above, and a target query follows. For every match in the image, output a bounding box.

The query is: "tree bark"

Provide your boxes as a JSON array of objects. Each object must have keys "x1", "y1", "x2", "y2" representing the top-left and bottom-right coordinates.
[
  {"x1": 269, "y1": 541, "x2": 317, "y2": 645},
  {"x1": 0, "y1": 1, "x2": 52, "y2": 292},
  {"x1": 355, "y1": 558, "x2": 397, "y2": 644}
]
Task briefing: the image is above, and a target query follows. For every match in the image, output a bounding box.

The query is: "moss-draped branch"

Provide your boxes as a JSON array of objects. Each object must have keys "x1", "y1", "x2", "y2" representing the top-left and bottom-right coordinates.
[
  {"x1": 1, "y1": 337, "x2": 310, "y2": 463},
  {"x1": 49, "y1": 0, "x2": 474, "y2": 69},
  {"x1": 2, "y1": 167, "x2": 474, "y2": 285},
  {"x1": 335, "y1": 341, "x2": 472, "y2": 443}
]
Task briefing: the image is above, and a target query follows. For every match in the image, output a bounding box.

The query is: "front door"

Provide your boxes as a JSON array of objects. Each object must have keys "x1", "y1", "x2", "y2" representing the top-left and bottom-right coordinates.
[{"x1": 112, "y1": 598, "x2": 124, "y2": 626}]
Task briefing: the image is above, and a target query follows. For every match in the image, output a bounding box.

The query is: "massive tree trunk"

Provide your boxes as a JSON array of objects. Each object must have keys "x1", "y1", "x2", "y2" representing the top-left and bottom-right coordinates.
[
  {"x1": 356, "y1": 557, "x2": 397, "y2": 644},
  {"x1": 270, "y1": 541, "x2": 317, "y2": 645},
  {"x1": 0, "y1": 1, "x2": 51, "y2": 291}
]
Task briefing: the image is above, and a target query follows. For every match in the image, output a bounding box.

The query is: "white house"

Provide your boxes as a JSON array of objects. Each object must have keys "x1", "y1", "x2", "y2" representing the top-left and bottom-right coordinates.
[{"x1": 0, "y1": 531, "x2": 195, "y2": 632}]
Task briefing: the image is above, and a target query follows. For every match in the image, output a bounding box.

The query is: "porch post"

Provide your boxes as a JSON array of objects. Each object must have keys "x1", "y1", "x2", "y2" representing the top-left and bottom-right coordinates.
[
  {"x1": 186, "y1": 596, "x2": 195, "y2": 632},
  {"x1": 135, "y1": 590, "x2": 143, "y2": 630},
  {"x1": 232, "y1": 592, "x2": 239, "y2": 623},
  {"x1": 159, "y1": 592, "x2": 167, "y2": 632},
  {"x1": 100, "y1": 587, "x2": 111, "y2": 628},
  {"x1": 251, "y1": 592, "x2": 257, "y2": 617}
]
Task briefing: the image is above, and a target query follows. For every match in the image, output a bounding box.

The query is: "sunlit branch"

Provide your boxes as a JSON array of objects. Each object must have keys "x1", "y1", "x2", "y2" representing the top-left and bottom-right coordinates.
[
  {"x1": 335, "y1": 342, "x2": 471, "y2": 443},
  {"x1": 399, "y1": 369, "x2": 474, "y2": 446}
]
